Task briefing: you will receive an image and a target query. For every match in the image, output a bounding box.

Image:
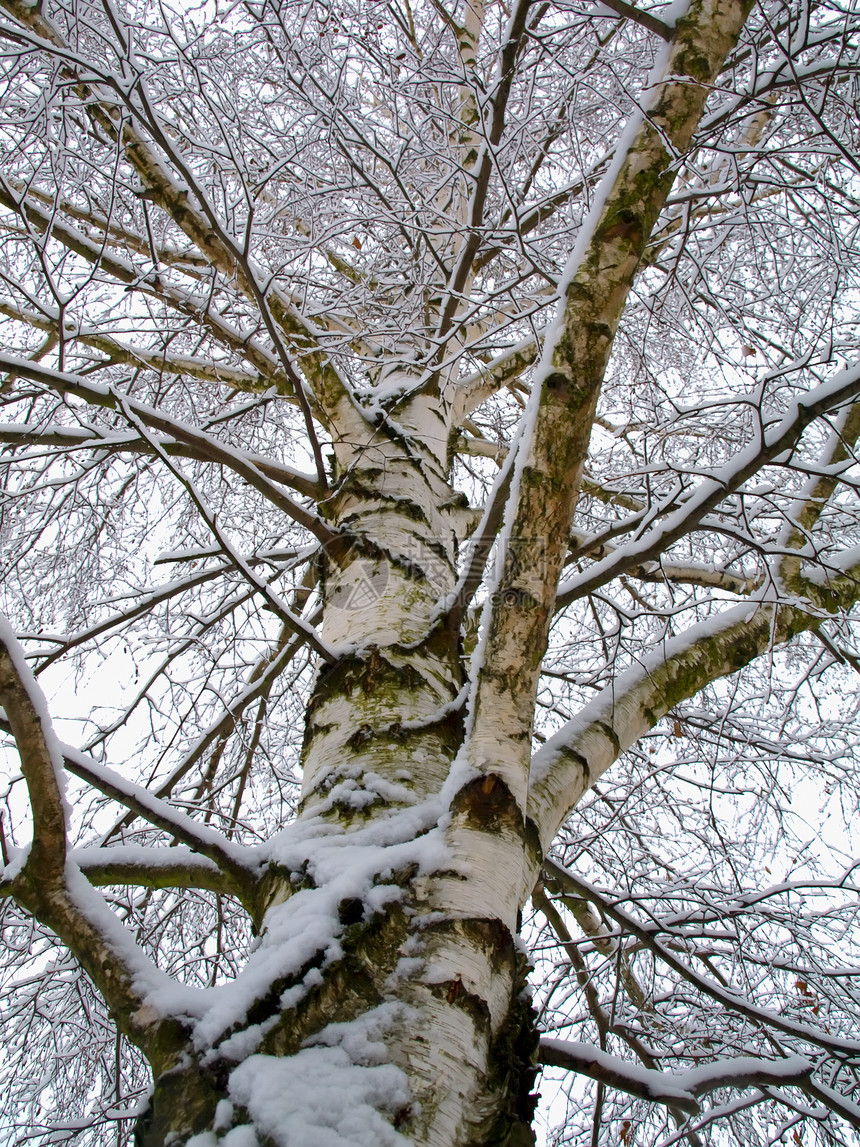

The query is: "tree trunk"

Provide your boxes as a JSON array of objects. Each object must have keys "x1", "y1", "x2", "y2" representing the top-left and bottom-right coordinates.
[
  {"x1": 132, "y1": 0, "x2": 756, "y2": 1130},
  {"x1": 134, "y1": 403, "x2": 540, "y2": 1146}
]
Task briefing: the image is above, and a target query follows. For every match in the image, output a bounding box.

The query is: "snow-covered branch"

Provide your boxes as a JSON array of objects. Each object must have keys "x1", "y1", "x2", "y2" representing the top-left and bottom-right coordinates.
[
  {"x1": 0, "y1": 300, "x2": 292, "y2": 396},
  {"x1": 58, "y1": 743, "x2": 262, "y2": 904},
  {"x1": 0, "y1": 421, "x2": 324, "y2": 500},
  {"x1": 0, "y1": 353, "x2": 333, "y2": 541},
  {"x1": 557, "y1": 361, "x2": 860, "y2": 609},
  {"x1": 70, "y1": 846, "x2": 235, "y2": 895},
  {"x1": 462, "y1": 0, "x2": 758, "y2": 830},
  {"x1": 527, "y1": 598, "x2": 822, "y2": 847},
  {"x1": 0, "y1": 617, "x2": 180, "y2": 1056},
  {"x1": 453, "y1": 334, "x2": 541, "y2": 419},
  {"x1": 590, "y1": 0, "x2": 673, "y2": 37},
  {"x1": 0, "y1": 615, "x2": 68, "y2": 879},
  {"x1": 539, "y1": 1040, "x2": 813, "y2": 1116},
  {"x1": 543, "y1": 859, "x2": 860, "y2": 1061}
]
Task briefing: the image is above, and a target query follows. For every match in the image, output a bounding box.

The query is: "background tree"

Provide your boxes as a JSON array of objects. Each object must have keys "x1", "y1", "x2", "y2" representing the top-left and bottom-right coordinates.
[{"x1": 1, "y1": 0, "x2": 860, "y2": 1142}]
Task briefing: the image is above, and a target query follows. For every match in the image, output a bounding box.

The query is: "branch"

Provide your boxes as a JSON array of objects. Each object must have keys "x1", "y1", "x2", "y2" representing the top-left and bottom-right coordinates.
[
  {"x1": 58, "y1": 742, "x2": 261, "y2": 900},
  {"x1": 779, "y1": 399, "x2": 860, "y2": 586},
  {"x1": 1, "y1": 182, "x2": 212, "y2": 271},
  {"x1": 543, "y1": 859, "x2": 860, "y2": 1060},
  {"x1": 26, "y1": 567, "x2": 249, "y2": 674},
  {"x1": 441, "y1": 433, "x2": 521, "y2": 626},
  {"x1": 567, "y1": 526, "x2": 760, "y2": 594},
  {"x1": 70, "y1": 846, "x2": 236, "y2": 896},
  {"x1": 0, "y1": 421, "x2": 324, "y2": 500},
  {"x1": 0, "y1": 301, "x2": 289, "y2": 395},
  {"x1": 627, "y1": 560, "x2": 759, "y2": 595},
  {"x1": 587, "y1": 0, "x2": 674, "y2": 39},
  {"x1": 114, "y1": 404, "x2": 336, "y2": 664},
  {"x1": 0, "y1": 0, "x2": 362, "y2": 457},
  {"x1": 0, "y1": 177, "x2": 296, "y2": 404},
  {"x1": 12, "y1": 269, "x2": 294, "y2": 410},
  {"x1": 527, "y1": 597, "x2": 823, "y2": 848},
  {"x1": 535, "y1": 879, "x2": 653, "y2": 1013},
  {"x1": 435, "y1": 0, "x2": 535, "y2": 342},
  {"x1": 0, "y1": 614, "x2": 68, "y2": 879},
  {"x1": 540, "y1": 1040, "x2": 813, "y2": 1115},
  {"x1": 472, "y1": 171, "x2": 602, "y2": 276},
  {"x1": 105, "y1": 617, "x2": 317, "y2": 824},
  {"x1": 556, "y1": 360, "x2": 860, "y2": 609},
  {"x1": 0, "y1": 616, "x2": 181, "y2": 1058},
  {"x1": 453, "y1": 333, "x2": 542, "y2": 421},
  {"x1": 0, "y1": 352, "x2": 334, "y2": 542},
  {"x1": 460, "y1": 0, "x2": 758, "y2": 826},
  {"x1": 0, "y1": 699, "x2": 262, "y2": 903}
]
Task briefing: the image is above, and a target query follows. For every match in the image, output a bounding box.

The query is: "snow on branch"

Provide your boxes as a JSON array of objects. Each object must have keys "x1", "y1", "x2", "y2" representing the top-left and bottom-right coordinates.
[
  {"x1": 0, "y1": 298, "x2": 294, "y2": 397},
  {"x1": 0, "y1": 420, "x2": 323, "y2": 499},
  {"x1": 567, "y1": 526, "x2": 760, "y2": 594},
  {"x1": 57, "y1": 742, "x2": 263, "y2": 903},
  {"x1": 530, "y1": 522, "x2": 860, "y2": 849},
  {"x1": 24, "y1": 562, "x2": 247, "y2": 673},
  {"x1": 459, "y1": 0, "x2": 760, "y2": 845},
  {"x1": 542, "y1": 859, "x2": 860, "y2": 1064},
  {"x1": 587, "y1": 0, "x2": 674, "y2": 39},
  {"x1": 1, "y1": 0, "x2": 356, "y2": 440},
  {"x1": 0, "y1": 612, "x2": 263, "y2": 905},
  {"x1": 527, "y1": 597, "x2": 817, "y2": 846},
  {"x1": 539, "y1": 1039, "x2": 813, "y2": 1116},
  {"x1": 116, "y1": 404, "x2": 337, "y2": 663},
  {"x1": 0, "y1": 613, "x2": 68, "y2": 879},
  {"x1": 0, "y1": 643, "x2": 261, "y2": 902},
  {"x1": 71, "y1": 845, "x2": 237, "y2": 896},
  {"x1": 0, "y1": 352, "x2": 333, "y2": 542},
  {"x1": 453, "y1": 332, "x2": 542, "y2": 419},
  {"x1": 0, "y1": 616, "x2": 177, "y2": 1050},
  {"x1": 0, "y1": 180, "x2": 296, "y2": 402},
  {"x1": 556, "y1": 359, "x2": 860, "y2": 608}
]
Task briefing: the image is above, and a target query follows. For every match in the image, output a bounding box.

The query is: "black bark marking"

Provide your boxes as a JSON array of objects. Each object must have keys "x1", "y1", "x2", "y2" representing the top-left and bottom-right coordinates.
[{"x1": 451, "y1": 773, "x2": 526, "y2": 835}]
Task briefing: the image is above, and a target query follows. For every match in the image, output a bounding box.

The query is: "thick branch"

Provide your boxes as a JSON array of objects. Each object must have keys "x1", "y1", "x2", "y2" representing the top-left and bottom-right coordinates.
[
  {"x1": 588, "y1": 0, "x2": 674, "y2": 38},
  {"x1": 0, "y1": 421, "x2": 324, "y2": 500},
  {"x1": 453, "y1": 333, "x2": 542, "y2": 421},
  {"x1": 0, "y1": 615, "x2": 68, "y2": 878},
  {"x1": 462, "y1": 0, "x2": 757, "y2": 824},
  {"x1": 779, "y1": 399, "x2": 860, "y2": 590},
  {"x1": 70, "y1": 846, "x2": 235, "y2": 895},
  {"x1": 59, "y1": 742, "x2": 261, "y2": 900},
  {"x1": 540, "y1": 1040, "x2": 813, "y2": 1115},
  {"x1": 0, "y1": 618, "x2": 184, "y2": 1061},
  {"x1": 527, "y1": 597, "x2": 821, "y2": 848}
]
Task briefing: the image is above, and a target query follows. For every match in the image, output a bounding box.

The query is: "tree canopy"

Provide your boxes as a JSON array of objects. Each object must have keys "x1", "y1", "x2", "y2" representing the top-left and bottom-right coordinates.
[{"x1": 1, "y1": 0, "x2": 860, "y2": 1142}]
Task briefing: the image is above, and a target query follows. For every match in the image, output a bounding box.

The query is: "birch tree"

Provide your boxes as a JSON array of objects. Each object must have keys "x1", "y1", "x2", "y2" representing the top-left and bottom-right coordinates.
[{"x1": 1, "y1": 0, "x2": 860, "y2": 1142}]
